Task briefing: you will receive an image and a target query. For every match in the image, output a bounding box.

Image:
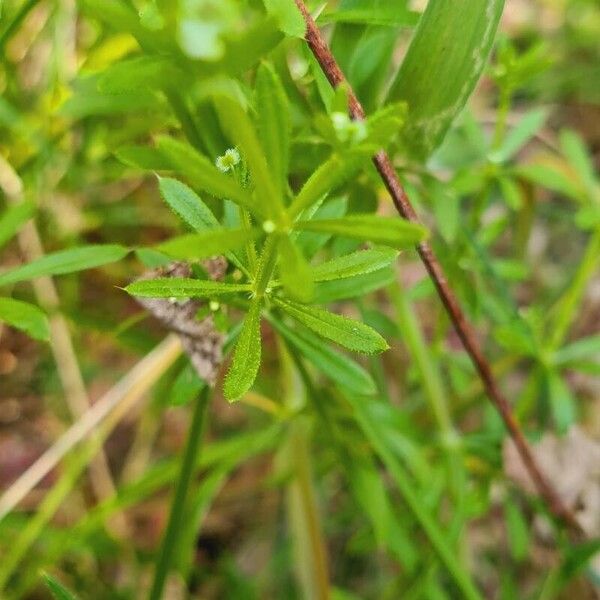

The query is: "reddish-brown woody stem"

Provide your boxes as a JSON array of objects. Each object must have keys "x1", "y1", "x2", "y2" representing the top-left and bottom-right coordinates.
[{"x1": 294, "y1": 0, "x2": 581, "y2": 533}]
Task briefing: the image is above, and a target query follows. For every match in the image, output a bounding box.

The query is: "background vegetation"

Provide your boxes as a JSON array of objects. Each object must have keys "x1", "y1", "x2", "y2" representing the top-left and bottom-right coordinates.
[{"x1": 0, "y1": 0, "x2": 599, "y2": 598}]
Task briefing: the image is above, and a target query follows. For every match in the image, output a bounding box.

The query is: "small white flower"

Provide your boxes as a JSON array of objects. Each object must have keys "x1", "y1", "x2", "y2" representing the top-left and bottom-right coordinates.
[
  {"x1": 215, "y1": 148, "x2": 240, "y2": 172},
  {"x1": 209, "y1": 300, "x2": 220, "y2": 312}
]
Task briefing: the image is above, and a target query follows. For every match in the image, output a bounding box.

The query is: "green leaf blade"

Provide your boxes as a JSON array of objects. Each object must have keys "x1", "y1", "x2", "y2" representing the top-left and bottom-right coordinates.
[
  {"x1": 289, "y1": 152, "x2": 367, "y2": 218},
  {"x1": 42, "y1": 572, "x2": 79, "y2": 600},
  {"x1": 256, "y1": 62, "x2": 290, "y2": 198},
  {"x1": 224, "y1": 300, "x2": 263, "y2": 401},
  {"x1": 158, "y1": 177, "x2": 220, "y2": 232},
  {"x1": 312, "y1": 247, "x2": 398, "y2": 282},
  {"x1": 0, "y1": 244, "x2": 129, "y2": 287},
  {"x1": 387, "y1": 0, "x2": 505, "y2": 159},
  {"x1": 296, "y1": 214, "x2": 427, "y2": 249},
  {"x1": 0, "y1": 297, "x2": 49, "y2": 341},
  {"x1": 156, "y1": 228, "x2": 261, "y2": 260},
  {"x1": 125, "y1": 278, "x2": 251, "y2": 299},
  {"x1": 272, "y1": 316, "x2": 376, "y2": 395},
  {"x1": 274, "y1": 298, "x2": 388, "y2": 354}
]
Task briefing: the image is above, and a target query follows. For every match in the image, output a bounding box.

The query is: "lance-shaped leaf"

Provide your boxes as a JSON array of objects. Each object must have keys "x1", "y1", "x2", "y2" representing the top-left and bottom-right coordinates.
[
  {"x1": 42, "y1": 572, "x2": 79, "y2": 600},
  {"x1": 295, "y1": 214, "x2": 426, "y2": 249},
  {"x1": 278, "y1": 236, "x2": 314, "y2": 302},
  {"x1": 271, "y1": 316, "x2": 376, "y2": 395},
  {"x1": 156, "y1": 228, "x2": 261, "y2": 260},
  {"x1": 387, "y1": 0, "x2": 505, "y2": 159},
  {"x1": 0, "y1": 244, "x2": 129, "y2": 287},
  {"x1": 289, "y1": 151, "x2": 368, "y2": 218},
  {"x1": 312, "y1": 247, "x2": 398, "y2": 282},
  {"x1": 158, "y1": 177, "x2": 219, "y2": 232},
  {"x1": 214, "y1": 96, "x2": 284, "y2": 218},
  {"x1": 256, "y1": 63, "x2": 290, "y2": 197},
  {"x1": 224, "y1": 299, "x2": 262, "y2": 401},
  {"x1": 125, "y1": 278, "x2": 251, "y2": 298},
  {"x1": 274, "y1": 297, "x2": 388, "y2": 354},
  {"x1": 156, "y1": 137, "x2": 258, "y2": 215},
  {"x1": 313, "y1": 267, "x2": 395, "y2": 304},
  {"x1": 0, "y1": 297, "x2": 50, "y2": 341},
  {"x1": 0, "y1": 201, "x2": 34, "y2": 251}
]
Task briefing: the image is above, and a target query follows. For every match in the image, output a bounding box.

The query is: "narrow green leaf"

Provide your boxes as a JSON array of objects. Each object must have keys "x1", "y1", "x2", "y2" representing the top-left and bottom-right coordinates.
[
  {"x1": 553, "y1": 335, "x2": 600, "y2": 366},
  {"x1": 559, "y1": 129, "x2": 598, "y2": 197},
  {"x1": 156, "y1": 137, "x2": 258, "y2": 215},
  {"x1": 504, "y1": 499, "x2": 530, "y2": 562},
  {"x1": 125, "y1": 278, "x2": 251, "y2": 298},
  {"x1": 514, "y1": 162, "x2": 584, "y2": 202},
  {"x1": 42, "y1": 572, "x2": 78, "y2": 600},
  {"x1": 156, "y1": 228, "x2": 261, "y2": 260},
  {"x1": 115, "y1": 145, "x2": 171, "y2": 171},
  {"x1": 256, "y1": 62, "x2": 290, "y2": 197},
  {"x1": 158, "y1": 177, "x2": 219, "y2": 232},
  {"x1": 274, "y1": 298, "x2": 388, "y2": 354},
  {"x1": 312, "y1": 268, "x2": 395, "y2": 304},
  {"x1": 0, "y1": 244, "x2": 129, "y2": 287},
  {"x1": 263, "y1": 0, "x2": 305, "y2": 37},
  {"x1": 278, "y1": 236, "x2": 314, "y2": 302},
  {"x1": 224, "y1": 299, "x2": 262, "y2": 401},
  {"x1": 296, "y1": 214, "x2": 427, "y2": 248},
  {"x1": 271, "y1": 316, "x2": 376, "y2": 395},
  {"x1": 488, "y1": 108, "x2": 549, "y2": 163},
  {"x1": 547, "y1": 371, "x2": 577, "y2": 433},
  {"x1": 312, "y1": 248, "x2": 398, "y2": 282},
  {"x1": 214, "y1": 96, "x2": 283, "y2": 218},
  {"x1": 387, "y1": 0, "x2": 505, "y2": 159},
  {"x1": 289, "y1": 152, "x2": 367, "y2": 218},
  {"x1": 0, "y1": 201, "x2": 33, "y2": 251},
  {"x1": 0, "y1": 297, "x2": 49, "y2": 341}
]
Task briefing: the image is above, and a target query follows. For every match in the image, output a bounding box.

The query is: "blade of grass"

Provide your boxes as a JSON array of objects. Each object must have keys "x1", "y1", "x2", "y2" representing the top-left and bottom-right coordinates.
[{"x1": 149, "y1": 387, "x2": 211, "y2": 600}]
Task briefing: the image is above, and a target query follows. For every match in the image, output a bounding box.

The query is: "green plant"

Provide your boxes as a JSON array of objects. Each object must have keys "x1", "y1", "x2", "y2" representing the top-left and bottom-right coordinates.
[{"x1": 0, "y1": 0, "x2": 598, "y2": 598}]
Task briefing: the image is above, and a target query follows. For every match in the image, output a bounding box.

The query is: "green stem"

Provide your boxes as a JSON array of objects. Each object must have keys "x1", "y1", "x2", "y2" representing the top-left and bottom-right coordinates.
[
  {"x1": 149, "y1": 387, "x2": 210, "y2": 600},
  {"x1": 239, "y1": 206, "x2": 259, "y2": 274},
  {"x1": 254, "y1": 234, "x2": 280, "y2": 297},
  {"x1": 389, "y1": 281, "x2": 466, "y2": 544}
]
